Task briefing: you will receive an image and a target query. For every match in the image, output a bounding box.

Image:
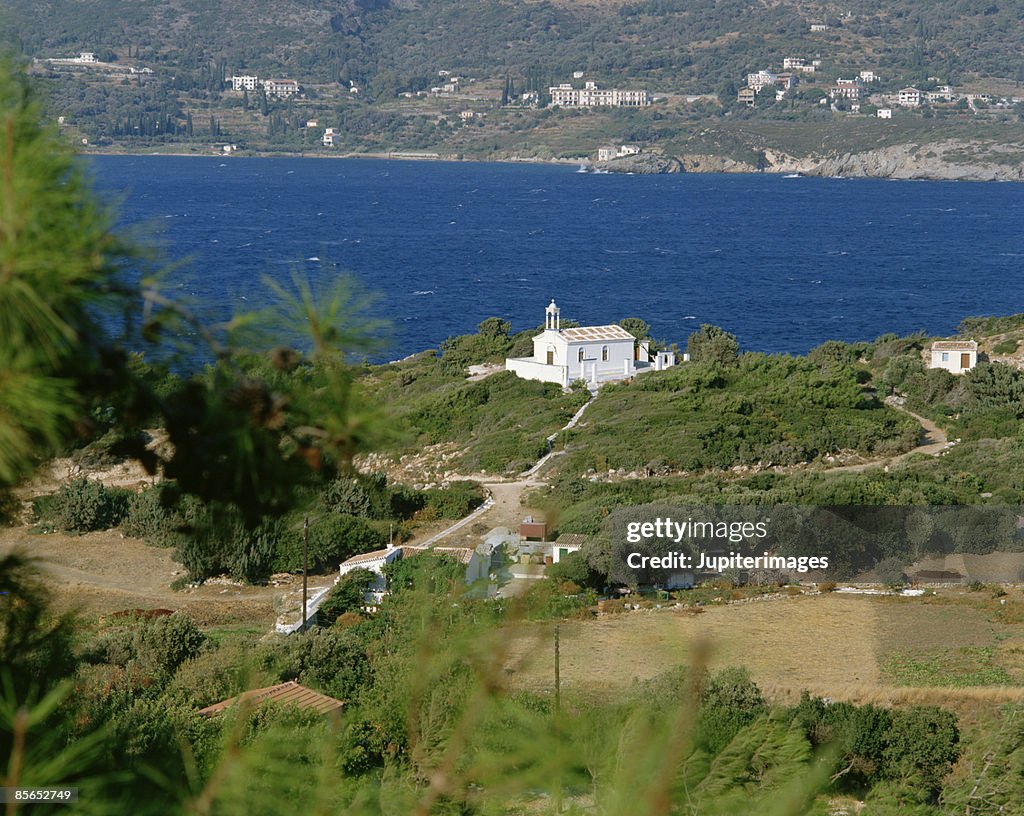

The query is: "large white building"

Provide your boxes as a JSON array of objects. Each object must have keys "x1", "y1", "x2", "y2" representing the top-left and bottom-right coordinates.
[
  {"x1": 746, "y1": 70, "x2": 778, "y2": 92},
  {"x1": 929, "y1": 340, "x2": 977, "y2": 374},
  {"x1": 263, "y1": 78, "x2": 299, "y2": 98},
  {"x1": 548, "y1": 82, "x2": 651, "y2": 107},
  {"x1": 505, "y1": 301, "x2": 677, "y2": 387}
]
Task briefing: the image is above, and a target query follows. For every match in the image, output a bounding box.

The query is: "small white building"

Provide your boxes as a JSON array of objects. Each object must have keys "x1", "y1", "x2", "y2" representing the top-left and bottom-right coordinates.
[
  {"x1": 338, "y1": 546, "x2": 403, "y2": 604},
  {"x1": 859, "y1": 70, "x2": 878, "y2": 83},
  {"x1": 78, "y1": 52, "x2": 96, "y2": 63},
  {"x1": 929, "y1": 340, "x2": 977, "y2": 374},
  {"x1": 877, "y1": 108, "x2": 892, "y2": 119},
  {"x1": 322, "y1": 127, "x2": 336, "y2": 147},
  {"x1": 505, "y1": 301, "x2": 677, "y2": 387},
  {"x1": 597, "y1": 144, "x2": 640, "y2": 161},
  {"x1": 898, "y1": 87, "x2": 922, "y2": 107}
]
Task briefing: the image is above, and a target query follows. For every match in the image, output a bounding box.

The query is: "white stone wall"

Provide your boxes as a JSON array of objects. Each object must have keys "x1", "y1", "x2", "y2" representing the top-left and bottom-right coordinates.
[{"x1": 506, "y1": 357, "x2": 568, "y2": 386}]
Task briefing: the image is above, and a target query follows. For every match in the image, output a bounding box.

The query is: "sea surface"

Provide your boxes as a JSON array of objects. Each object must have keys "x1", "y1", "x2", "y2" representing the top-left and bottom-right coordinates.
[{"x1": 89, "y1": 155, "x2": 1024, "y2": 363}]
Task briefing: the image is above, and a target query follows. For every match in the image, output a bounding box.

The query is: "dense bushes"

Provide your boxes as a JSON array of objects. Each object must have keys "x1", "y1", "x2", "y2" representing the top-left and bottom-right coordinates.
[
  {"x1": 562, "y1": 351, "x2": 916, "y2": 474},
  {"x1": 116, "y1": 474, "x2": 481, "y2": 581},
  {"x1": 892, "y1": 358, "x2": 1024, "y2": 440},
  {"x1": 35, "y1": 477, "x2": 131, "y2": 532},
  {"x1": 271, "y1": 513, "x2": 387, "y2": 574},
  {"x1": 438, "y1": 317, "x2": 515, "y2": 375},
  {"x1": 793, "y1": 693, "x2": 959, "y2": 798},
  {"x1": 84, "y1": 612, "x2": 209, "y2": 680},
  {"x1": 319, "y1": 568, "x2": 376, "y2": 623},
  {"x1": 318, "y1": 474, "x2": 484, "y2": 522},
  {"x1": 122, "y1": 484, "x2": 204, "y2": 547}
]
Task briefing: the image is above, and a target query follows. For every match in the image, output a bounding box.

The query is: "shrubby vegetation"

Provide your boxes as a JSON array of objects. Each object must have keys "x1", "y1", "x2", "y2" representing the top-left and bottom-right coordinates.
[
  {"x1": 34, "y1": 477, "x2": 131, "y2": 533},
  {"x1": 558, "y1": 349, "x2": 917, "y2": 475},
  {"x1": 2, "y1": 552, "x2": 973, "y2": 814},
  {"x1": 362, "y1": 337, "x2": 591, "y2": 474}
]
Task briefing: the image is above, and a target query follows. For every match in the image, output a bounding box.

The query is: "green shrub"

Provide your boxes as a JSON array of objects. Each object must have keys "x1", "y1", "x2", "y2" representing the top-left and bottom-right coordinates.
[
  {"x1": 175, "y1": 505, "x2": 281, "y2": 583},
  {"x1": 319, "y1": 568, "x2": 375, "y2": 623},
  {"x1": 272, "y1": 513, "x2": 387, "y2": 574},
  {"x1": 420, "y1": 481, "x2": 485, "y2": 519},
  {"x1": 121, "y1": 484, "x2": 204, "y2": 547},
  {"x1": 37, "y1": 477, "x2": 130, "y2": 532},
  {"x1": 696, "y1": 667, "x2": 766, "y2": 755},
  {"x1": 162, "y1": 643, "x2": 249, "y2": 709},
  {"x1": 883, "y1": 707, "x2": 959, "y2": 794},
  {"x1": 993, "y1": 338, "x2": 1019, "y2": 355},
  {"x1": 86, "y1": 612, "x2": 209, "y2": 679}
]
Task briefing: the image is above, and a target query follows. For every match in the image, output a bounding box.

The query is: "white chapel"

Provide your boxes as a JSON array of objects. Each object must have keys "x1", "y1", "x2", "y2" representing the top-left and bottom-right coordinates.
[{"x1": 505, "y1": 300, "x2": 677, "y2": 387}]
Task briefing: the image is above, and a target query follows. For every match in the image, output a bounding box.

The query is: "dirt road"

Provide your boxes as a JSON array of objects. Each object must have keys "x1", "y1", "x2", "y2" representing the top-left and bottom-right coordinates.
[{"x1": 0, "y1": 527, "x2": 280, "y2": 626}]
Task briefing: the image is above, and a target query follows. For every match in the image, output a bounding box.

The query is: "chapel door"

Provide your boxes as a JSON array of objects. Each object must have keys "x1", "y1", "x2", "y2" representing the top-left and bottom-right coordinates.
[{"x1": 961, "y1": 353, "x2": 970, "y2": 369}]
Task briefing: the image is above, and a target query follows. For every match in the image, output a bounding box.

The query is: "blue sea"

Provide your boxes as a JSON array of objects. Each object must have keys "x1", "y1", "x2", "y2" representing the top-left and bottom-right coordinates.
[{"x1": 89, "y1": 155, "x2": 1024, "y2": 362}]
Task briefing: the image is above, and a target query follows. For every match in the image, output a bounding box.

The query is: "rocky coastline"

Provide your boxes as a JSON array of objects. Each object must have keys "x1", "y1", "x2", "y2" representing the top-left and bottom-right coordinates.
[{"x1": 599, "y1": 139, "x2": 1024, "y2": 181}]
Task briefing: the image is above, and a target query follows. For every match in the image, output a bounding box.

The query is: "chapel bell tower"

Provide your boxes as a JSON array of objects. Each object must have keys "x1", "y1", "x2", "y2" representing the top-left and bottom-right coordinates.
[{"x1": 545, "y1": 299, "x2": 560, "y2": 332}]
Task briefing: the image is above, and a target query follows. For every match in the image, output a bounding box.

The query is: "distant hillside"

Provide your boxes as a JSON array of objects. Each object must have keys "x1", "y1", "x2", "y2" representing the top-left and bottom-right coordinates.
[
  {"x1": 10, "y1": 0, "x2": 1024, "y2": 92},
  {"x1": 8, "y1": 0, "x2": 1024, "y2": 174}
]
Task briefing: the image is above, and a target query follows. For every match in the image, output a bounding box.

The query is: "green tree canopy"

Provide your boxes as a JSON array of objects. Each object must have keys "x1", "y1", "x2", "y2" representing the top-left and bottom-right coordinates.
[{"x1": 687, "y1": 324, "x2": 740, "y2": 366}]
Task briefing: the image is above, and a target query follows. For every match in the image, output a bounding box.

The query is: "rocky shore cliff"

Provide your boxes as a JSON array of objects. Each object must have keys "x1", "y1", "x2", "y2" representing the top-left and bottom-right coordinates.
[{"x1": 601, "y1": 140, "x2": 1024, "y2": 181}]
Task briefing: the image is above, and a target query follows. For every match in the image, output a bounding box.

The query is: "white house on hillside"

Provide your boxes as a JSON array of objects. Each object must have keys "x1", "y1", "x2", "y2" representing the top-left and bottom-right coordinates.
[
  {"x1": 929, "y1": 340, "x2": 977, "y2": 374},
  {"x1": 505, "y1": 301, "x2": 677, "y2": 387}
]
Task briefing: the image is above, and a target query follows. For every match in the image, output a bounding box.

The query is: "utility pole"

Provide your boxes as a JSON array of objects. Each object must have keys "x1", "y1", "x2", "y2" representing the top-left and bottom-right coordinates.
[
  {"x1": 554, "y1": 624, "x2": 561, "y2": 712},
  {"x1": 301, "y1": 515, "x2": 309, "y2": 632}
]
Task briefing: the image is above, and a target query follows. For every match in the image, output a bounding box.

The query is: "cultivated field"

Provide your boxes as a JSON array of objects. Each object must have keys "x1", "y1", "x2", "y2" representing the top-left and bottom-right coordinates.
[{"x1": 506, "y1": 592, "x2": 1024, "y2": 716}]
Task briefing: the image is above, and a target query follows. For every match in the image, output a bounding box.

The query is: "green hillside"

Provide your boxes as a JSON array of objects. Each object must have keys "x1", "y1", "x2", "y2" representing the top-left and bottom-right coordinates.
[
  {"x1": 7, "y1": 0, "x2": 1024, "y2": 164},
  {"x1": 11, "y1": 0, "x2": 1024, "y2": 89}
]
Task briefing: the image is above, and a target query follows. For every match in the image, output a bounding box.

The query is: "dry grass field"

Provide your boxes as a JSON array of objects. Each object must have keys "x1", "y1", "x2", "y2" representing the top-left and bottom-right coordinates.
[{"x1": 505, "y1": 592, "x2": 1024, "y2": 717}]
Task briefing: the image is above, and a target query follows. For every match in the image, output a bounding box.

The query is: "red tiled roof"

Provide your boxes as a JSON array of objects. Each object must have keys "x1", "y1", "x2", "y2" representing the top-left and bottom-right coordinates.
[
  {"x1": 197, "y1": 681, "x2": 344, "y2": 717},
  {"x1": 932, "y1": 340, "x2": 977, "y2": 351},
  {"x1": 400, "y1": 546, "x2": 475, "y2": 565},
  {"x1": 431, "y1": 546, "x2": 475, "y2": 565}
]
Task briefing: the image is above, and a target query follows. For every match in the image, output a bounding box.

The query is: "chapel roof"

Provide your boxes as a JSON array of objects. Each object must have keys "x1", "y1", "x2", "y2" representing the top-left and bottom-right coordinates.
[{"x1": 560, "y1": 325, "x2": 635, "y2": 342}]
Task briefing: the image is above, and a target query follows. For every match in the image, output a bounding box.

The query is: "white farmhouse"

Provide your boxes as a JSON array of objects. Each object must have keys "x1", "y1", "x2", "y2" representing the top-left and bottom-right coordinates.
[
  {"x1": 929, "y1": 340, "x2": 977, "y2": 374},
  {"x1": 505, "y1": 301, "x2": 676, "y2": 387}
]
